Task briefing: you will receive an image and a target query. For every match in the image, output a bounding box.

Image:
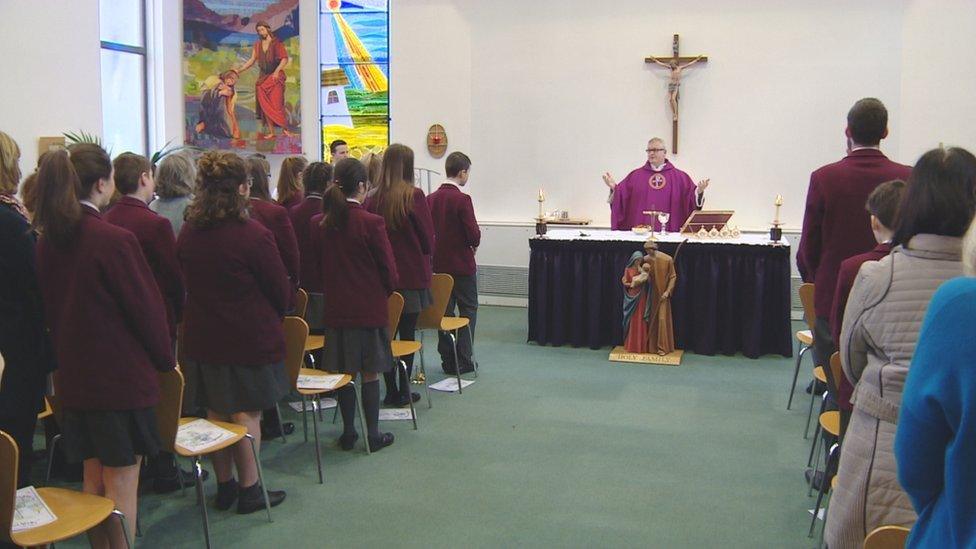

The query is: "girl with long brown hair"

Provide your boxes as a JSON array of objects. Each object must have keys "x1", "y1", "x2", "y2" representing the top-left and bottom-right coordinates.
[
  {"x1": 34, "y1": 143, "x2": 174, "y2": 547},
  {"x1": 275, "y1": 155, "x2": 307, "y2": 210},
  {"x1": 365, "y1": 144, "x2": 435, "y2": 407}
]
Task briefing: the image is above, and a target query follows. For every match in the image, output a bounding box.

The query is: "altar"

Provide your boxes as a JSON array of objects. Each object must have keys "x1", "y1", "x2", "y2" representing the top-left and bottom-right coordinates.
[{"x1": 527, "y1": 229, "x2": 793, "y2": 359}]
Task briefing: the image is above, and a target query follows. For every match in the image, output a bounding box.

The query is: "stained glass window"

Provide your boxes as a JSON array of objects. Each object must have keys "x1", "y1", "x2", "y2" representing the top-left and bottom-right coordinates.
[{"x1": 320, "y1": 0, "x2": 390, "y2": 161}]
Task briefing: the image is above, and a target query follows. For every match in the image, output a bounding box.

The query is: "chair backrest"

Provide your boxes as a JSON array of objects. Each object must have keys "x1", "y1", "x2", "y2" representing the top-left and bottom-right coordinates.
[
  {"x1": 388, "y1": 292, "x2": 404, "y2": 338},
  {"x1": 863, "y1": 525, "x2": 910, "y2": 549},
  {"x1": 283, "y1": 316, "x2": 310, "y2": 388},
  {"x1": 829, "y1": 351, "x2": 844, "y2": 396},
  {"x1": 417, "y1": 273, "x2": 454, "y2": 331},
  {"x1": 0, "y1": 431, "x2": 17, "y2": 544},
  {"x1": 156, "y1": 368, "x2": 185, "y2": 454},
  {"x1": 294, "y1": 289, "x2": 309, "y2": 319},
  {"x1": 798, "y1": 282, "x2": 816, "y2": 331}
]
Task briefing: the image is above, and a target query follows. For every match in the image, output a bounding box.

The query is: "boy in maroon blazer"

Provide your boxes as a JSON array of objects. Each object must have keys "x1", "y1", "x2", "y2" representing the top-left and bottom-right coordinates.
[
  {"x1": 427, "y1": 152, "x2": 480, "y2": 374},
  {"x1": 105, "y1": 153, "x2": 184, "y2": 339},
  {"x1": 797, "y1": 98, "x2": 911, "y2": 393},
  {"x1": 104, "y1": 152, "x2": 197, "y2": 493}
]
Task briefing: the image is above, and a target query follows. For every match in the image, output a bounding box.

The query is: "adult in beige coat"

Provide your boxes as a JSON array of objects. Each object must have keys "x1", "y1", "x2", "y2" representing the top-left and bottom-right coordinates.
[{"x1": 825, "y1": 147, "x2": 976, "y2": 549}]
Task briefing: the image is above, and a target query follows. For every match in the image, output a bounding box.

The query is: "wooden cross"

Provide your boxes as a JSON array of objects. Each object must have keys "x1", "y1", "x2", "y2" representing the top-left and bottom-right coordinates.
[{"x1": 645, "y1": 34, "x2": 708, "y2": 154}]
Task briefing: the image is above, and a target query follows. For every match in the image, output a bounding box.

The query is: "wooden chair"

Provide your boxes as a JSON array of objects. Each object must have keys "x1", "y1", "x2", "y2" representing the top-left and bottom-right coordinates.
[
  {"x1": 0, "y1": 430, "x2": 131, "y2": 548},
  {"x1": 283, "y1": 316, "x2": 367, "y2": 480},
  {"x1": 387, "y1": 293, "x2": 418, "y2": 429},
  {"x1": 789, "y1": 282, "x2": 815, "y2": 411},
  {"x1": 417, "y1": 273, "x2": 478, "y2": 395},
  {"x1": 294, "y1": 288, "x2": 309, "y2": 319},
  {"x1": 863, "y1": 525, "x2": 910, "y2": 549},
  {"x1": 157, "y1": 368, "x2": 273, "y2": 549}
]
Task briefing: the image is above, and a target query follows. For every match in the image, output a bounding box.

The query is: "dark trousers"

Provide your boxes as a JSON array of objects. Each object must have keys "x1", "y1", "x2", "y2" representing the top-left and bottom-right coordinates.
[
  {"x1": 813, "y1": 316, "x2": 840, "y2": 413},
  {"x1": 0, "y1": 412, "x2": 37, "y2": 488},
  {"x1": 437, "y1": 274, "x2": 478, "y2": 368}
]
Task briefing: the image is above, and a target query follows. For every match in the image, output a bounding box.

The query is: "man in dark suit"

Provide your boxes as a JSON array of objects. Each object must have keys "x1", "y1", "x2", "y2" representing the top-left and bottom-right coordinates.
[{"x1": 797, "y1": 98, "x2": 912, "y2": 393}]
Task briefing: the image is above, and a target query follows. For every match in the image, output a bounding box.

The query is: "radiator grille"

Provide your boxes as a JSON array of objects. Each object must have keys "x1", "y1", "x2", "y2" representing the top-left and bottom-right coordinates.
[{"x1": 477, "y1": 265, "x2": 530, "y2": 297}]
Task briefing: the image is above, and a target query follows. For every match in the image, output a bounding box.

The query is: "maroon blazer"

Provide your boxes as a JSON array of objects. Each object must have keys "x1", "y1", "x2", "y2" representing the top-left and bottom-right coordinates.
[
  {"x1": 289, "y1": 193, "x2": 324, "y2": 293},
  {"x1": 177, "y1": 218, "x2": 291, "y2": 366},
  {"x1": 365, "y1": 187, "x2": 434, "y2": 290},
  {"x1": 427, "y1": 183, "x2": 480, "y2": 276},
  {"x1": 278, "y1": 190, "x2": 303, "y2": 211},
  {"x1": 36, "y1": 206, "x2": 174, "y2": 410},
  {"x1": 311, "y1": 203, "x2": 398, "y2": 328},
  {"x1": 104, "y1": 196, "x2": 185, "y2": 339},
  {"x1": 249, "y1": 198, "x2": 300, "y2": 306},
  {"x1": 797, "y1": 149, "x2": 911, "y2": 317},
  {"x1": 830, "y1": 242, "x2": 891, "y2": 412}
]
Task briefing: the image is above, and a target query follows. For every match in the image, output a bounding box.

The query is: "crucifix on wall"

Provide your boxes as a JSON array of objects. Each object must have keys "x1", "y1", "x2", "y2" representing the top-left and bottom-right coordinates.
[{"x1": 645, "y1": 34, "x2": 708, "y2": 154}]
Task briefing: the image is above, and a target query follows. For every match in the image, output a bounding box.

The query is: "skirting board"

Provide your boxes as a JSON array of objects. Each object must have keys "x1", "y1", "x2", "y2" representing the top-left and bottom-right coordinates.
[{"x1": 609, "y1": 346, "x2": 684, "y2": 366}]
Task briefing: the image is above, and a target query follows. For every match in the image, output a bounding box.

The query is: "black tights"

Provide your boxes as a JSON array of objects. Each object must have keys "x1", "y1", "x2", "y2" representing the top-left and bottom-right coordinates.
[
  {"x1": 337, "y1": 380, "x2": 380, "y2": 438},
  {"x1": 383, "y1": 311, "x2": 418, "y2": 397}
]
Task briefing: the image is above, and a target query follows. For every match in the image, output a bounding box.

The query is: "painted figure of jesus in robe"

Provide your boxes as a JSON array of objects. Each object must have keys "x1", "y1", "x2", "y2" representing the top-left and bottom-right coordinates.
[
  {"x1": 236, "y1": 21, "x2": 294, "y2": 140},
  {"x1": 603, "y1": 137, "x2": 710, "y2": 231},
  {"x1": 621, "y1": 241, "x2": 677, "y2": 355}
]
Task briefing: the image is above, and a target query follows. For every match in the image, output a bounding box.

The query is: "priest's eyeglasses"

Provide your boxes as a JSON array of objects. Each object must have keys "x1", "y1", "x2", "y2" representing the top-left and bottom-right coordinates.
[{"x1": 646, "y1": 148, "x2": 666, "y2": 153}]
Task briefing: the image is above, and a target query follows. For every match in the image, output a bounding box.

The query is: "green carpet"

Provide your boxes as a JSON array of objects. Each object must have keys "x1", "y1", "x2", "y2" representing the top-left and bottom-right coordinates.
[{"x1": 57, "y1": 306, "x2": 823, "y2": 548}]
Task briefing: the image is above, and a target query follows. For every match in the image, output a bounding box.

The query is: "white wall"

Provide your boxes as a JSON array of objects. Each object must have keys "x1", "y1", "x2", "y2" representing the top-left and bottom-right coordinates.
[
  {"x1": 4, "y1": 0, "x2": 974, "y2": 236},
  {"x1": 898, "y1": 0, "x2": 976, "y2": 161},
  {"x1": 0, "y1": 0, "x2": 103, "y2": 175}
]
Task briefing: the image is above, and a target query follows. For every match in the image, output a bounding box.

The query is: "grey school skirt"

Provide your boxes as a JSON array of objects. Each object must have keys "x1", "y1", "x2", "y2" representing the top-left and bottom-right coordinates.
[
  {"x1": 182, "y1": 360, "x2": 288, "y2": 415},
  {"x1": 323, "y1": 327, "x2": 393, "y2": 374},
  {"x1": 399, "y1": 288, "x2": 433, "y2": 315}
]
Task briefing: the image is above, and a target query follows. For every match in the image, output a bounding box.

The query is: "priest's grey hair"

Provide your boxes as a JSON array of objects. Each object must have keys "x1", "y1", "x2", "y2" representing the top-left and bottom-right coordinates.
[{"x1": 964, "y1": 216, "x2": 976, "y2": 276}]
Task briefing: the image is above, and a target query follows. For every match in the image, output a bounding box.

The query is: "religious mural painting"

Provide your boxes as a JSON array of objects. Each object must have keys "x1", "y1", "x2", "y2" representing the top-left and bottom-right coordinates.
[
  {"x1": 320, "y1": 0, "x2": 390, "y2": 160},
  {"x1": 184, "y1": 0, "x2": 302, "y2": 154}
]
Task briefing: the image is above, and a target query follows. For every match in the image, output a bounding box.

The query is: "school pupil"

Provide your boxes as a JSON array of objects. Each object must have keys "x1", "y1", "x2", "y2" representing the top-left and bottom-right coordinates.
[
  {"x1": 311, "y1": 157, "x2": 398, "y2": 451},
  {"x1": 428, "y1": 151, "x2": 480, "y2": 374},
  {"x1": 177, "y1": 151, "x2": 291, "y2": 513},
  {"x1": 276, "y1": 155, "x2": 308, "y2": 210},
  {"x1": 33, "y1": 144, "x2": 176, "y2": 547},
  {"x1": 290, "y1": 161, "x2": 332, "y2": 334}
]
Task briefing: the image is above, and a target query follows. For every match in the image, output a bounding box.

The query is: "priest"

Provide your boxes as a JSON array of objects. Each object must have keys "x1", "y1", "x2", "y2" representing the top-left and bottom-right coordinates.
[{"x1": 603, "y1": 137, "x2": 709, "y2": 231}]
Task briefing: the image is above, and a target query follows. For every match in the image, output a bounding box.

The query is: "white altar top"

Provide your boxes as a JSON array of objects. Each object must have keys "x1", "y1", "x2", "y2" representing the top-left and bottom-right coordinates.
[{"x1": 537, "y1": 228, "x2": 789, "y2": 247}]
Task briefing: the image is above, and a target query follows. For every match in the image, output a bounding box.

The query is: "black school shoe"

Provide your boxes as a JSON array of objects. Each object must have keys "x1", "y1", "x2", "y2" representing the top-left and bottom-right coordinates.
[
  {"x1": 367, "y1": 432, "x2": 395, "y2": 452},
  {"x1": 261, "y1": 421, "x2": 295, "y2": 439},
  {"x1": 154, "y1": 467, "x2": 209, "y2": 495},
  {"x1": 215, "y1": 478, "x2": 239, "y2": 510},
  {"x1": 237, "y1": 482, "x2": 286, "y2": 514},
  {"x1": 444, "y1": 363, "x2": 475, "y2": 375},
  {"x1": 338, "y1": 432, "x2": 359, "y2": 451},
  {"x1": 392, "y1": 391, "x2": 421, "y2": 407}
]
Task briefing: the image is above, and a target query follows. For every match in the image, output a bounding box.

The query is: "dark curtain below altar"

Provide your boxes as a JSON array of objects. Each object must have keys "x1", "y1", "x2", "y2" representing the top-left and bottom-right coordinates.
[{"x1": 527, "y1": 238, "x2": 793, "y2": 359}]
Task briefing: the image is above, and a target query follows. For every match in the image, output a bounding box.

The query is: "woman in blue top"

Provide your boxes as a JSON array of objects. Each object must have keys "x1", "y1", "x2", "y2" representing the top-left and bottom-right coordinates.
[{"x1": 895, "y1": 215, "x2": 976, "y2": 549}]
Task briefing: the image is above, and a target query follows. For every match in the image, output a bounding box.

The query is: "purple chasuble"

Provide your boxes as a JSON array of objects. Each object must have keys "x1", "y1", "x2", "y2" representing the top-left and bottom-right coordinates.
[{"x1": 610, "y1": 161, "x2": 701, "y2": 231}]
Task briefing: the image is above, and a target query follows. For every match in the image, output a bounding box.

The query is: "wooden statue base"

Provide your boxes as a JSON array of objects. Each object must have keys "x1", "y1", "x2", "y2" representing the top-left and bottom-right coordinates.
[{"x1": 609, "y1": 346, "x2": 684, "y2": 366}]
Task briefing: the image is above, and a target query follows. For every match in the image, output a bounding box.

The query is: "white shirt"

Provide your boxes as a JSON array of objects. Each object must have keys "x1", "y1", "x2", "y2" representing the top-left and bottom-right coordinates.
[
  {"x1": 346, "y1": 198, "x2": 361, "y2": 204},
  {"x1": 80, "y1": 200, "x2": 99, "y2": 212},
  {"x1": 851, "y1": 145, "x2": 881, "y2": 152},
  {"x1": 441, "y1": 180, "x2": 463, "y2": 191}
]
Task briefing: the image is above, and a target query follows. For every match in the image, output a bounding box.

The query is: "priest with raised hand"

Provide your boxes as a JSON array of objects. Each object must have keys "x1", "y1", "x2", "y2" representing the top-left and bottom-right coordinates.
[{"x1": 604, "y1": 137, "x2": 709, "y2": 231}]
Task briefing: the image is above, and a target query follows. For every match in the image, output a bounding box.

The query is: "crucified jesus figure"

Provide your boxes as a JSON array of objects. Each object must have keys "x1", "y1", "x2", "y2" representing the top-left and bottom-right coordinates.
[{"x1": 647, "y1": 55, "x2": 704, "y2": 121}]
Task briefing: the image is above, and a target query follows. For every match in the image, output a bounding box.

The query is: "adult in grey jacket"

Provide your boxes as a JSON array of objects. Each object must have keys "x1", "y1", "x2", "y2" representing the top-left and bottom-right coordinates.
[
  {"x1": 825, "y1": 147, "x2": 976, "y2": 549},
  {"x1": 149, "y1": 152, "x2": 196, "y2": 236}
]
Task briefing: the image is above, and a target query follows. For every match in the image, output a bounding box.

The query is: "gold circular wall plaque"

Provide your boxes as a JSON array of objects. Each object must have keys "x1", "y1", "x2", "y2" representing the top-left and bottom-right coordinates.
[{"x1": 427, "y1": 124, "x2": 447, "y2": 158}]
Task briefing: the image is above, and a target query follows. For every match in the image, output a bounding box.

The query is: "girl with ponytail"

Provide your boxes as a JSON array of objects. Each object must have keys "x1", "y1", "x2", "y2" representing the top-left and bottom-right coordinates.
[
  {"x1": 365, "y1": 144, "x2": 435, "y2": 407},
  {"x1": 34, "y1": 143, "x2": 175, "y2": 547},
  {"x1": 312, "y1": 157, "x2": 398, "y2": 451},
  {"x1": 275, "y1": 155, "x2": 307, "y2": 210}
]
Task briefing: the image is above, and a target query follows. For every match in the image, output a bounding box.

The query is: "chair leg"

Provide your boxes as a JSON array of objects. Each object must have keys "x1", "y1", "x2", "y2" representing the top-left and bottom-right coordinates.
[
  {"x1": 808, "y1": 476, "x2": 828, "y2": 537},
  {"x1": 351, "y1": 380, "x2": 370, "y2": 455},
  {"x1": 177, "y1": 457, "x2": 186, "y2": 497},
  {"x1": 787, "y1": 344, "x2": 809, "y2": 410},
  {"x1": 400, "y1": 359, "x2": 418, "y2": 430},
  {"x1": 450, "y1": 331, "x2": 463, "y2": 394},
  {"x1": 245, "y1": 434, "x2": 273, "y2": 523},
  {"x1": 808, "y1": 430, "x2": 824, "y2": 498},
  {"x1": 807, "y1": 421, "x2": 822, "y2": 469},
  {"x1": 332, "y1": 401, "x2": 339, "y2": 424},
  {"x1": 45, "y1": 434, "x2": 61, "y2": 482},
  {"x1": 274, "y1": 402, "x2": 287, "y2": 444},
  {"x1": 466, "y1": 325, "x2": 478, "y2": 378},
  {"x1": 301, "y1": 395, "x2": 309, "y2": 442},
  {"x1": 193, "y1": 457, "x2": 212, "y2": 549},
  {"x1": 419, "y1": 348, "x2": 432, "y2": 409},
  {"x1": 804, "y1": 379, "x2": 818, "y2": 439},
  {"x1": 818, "y1": 480, "x2": 833, "y2": 547},
  {"x1": 111, "y1": 509, "x2": 133, "y2": 549},
  {"x1": 310, "y1": 396, "x2": 323, "y2": 484}
]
